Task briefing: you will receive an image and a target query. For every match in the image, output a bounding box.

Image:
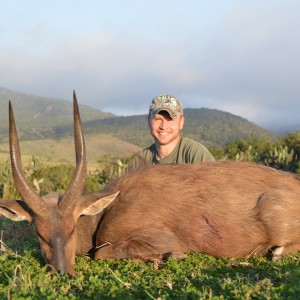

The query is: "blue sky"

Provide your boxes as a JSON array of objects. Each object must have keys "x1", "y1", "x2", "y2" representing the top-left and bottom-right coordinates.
[{"x1": 1, "y1": 1, "x2": 299, "y2": 130}]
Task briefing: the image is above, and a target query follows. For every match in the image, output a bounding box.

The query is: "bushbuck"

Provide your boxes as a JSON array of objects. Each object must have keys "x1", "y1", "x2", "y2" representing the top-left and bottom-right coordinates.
[{"x1": 1, "y1": 92, "x2": 300, "y2": 276}]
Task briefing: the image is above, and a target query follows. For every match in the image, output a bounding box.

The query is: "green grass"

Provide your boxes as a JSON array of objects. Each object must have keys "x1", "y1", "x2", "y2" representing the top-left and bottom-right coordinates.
[{"x1": 1, "y1": 219, "x2": 300, "y2": 299}]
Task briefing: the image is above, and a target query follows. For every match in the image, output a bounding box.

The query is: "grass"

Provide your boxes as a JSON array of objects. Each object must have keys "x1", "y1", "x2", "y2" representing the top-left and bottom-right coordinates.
[
  {"x1": 0, "y1": 133, "x2": 140, "y2": 170},
  {"x1": 1, "y1": 219, "x2": 300, "y2": 299},
  {"x1": 0, "y1": 156, "x2": 299, "y2": 299}
]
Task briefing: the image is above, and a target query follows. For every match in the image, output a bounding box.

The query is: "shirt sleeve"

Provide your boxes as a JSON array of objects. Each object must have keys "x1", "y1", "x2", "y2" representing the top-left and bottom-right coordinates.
[
  {"x1": 181, "y1": 138, "x2": 215, "y2": 163},
  {"x1": 127, "y1": 144, "x2": 156, "y2": 170}
]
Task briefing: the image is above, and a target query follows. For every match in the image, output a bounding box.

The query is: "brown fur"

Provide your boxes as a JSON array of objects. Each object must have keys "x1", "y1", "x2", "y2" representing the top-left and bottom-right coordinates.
[
  {"x1": 3, "y1": 156, "x2": 300, "y2": 275},
  {"x1": 94, "y1": 160, "x2": 300, "y2": 260}
]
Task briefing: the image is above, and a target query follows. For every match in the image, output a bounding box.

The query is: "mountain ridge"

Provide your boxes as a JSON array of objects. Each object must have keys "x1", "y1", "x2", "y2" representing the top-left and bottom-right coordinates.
[
  {"x1": 0, "y1": 87, "x2": 114, "y2": 139},
  {"x1": 0, "y1": 87, "x2": 278, "y2": 149}
]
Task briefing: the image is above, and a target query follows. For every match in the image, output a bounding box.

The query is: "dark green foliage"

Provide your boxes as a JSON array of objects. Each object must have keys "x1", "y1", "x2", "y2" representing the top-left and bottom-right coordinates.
[
  {"x1": 214, "y1": 133, "x2": 300, "y2": 173},
  {"x1": 182, "y1": 108, "x2": 276, "y2": 148},
  {"x1": 30, "y1": 164, "x2": 76, "y2": 195},
  {"x1": 85, "y1": 156, "x2": 129, "y2": 192},
  {"x1": 0, "y1": 155, "x2": 129, "y2": 198},
  {"x1": 280, "y1": 131, "x2": 300, "y2": 158},
  {"x1": 1, "y1": 231, "x2": 300, "y2": 299},
  {"x1": 0, "y1": 160, "x2": 18, "y2": 199},
  {"x1": 263, "y1": 145, "x2": 299, "y2": 172},
  {"x1": 0, "y1": 157, "x2": 77, "y2": 199}
]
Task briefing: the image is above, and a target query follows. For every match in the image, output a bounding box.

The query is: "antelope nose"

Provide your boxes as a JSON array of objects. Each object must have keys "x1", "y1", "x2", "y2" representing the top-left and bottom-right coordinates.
[
  {"x1": 53, "y1": 263, "x2": 75, "y2": 276},
  {"x1": 59, "y1": 267, "x2": 75, "y2": 277}
]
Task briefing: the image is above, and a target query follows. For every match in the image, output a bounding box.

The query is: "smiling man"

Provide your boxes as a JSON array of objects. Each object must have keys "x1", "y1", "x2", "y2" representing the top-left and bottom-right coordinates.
[{"x1": 129, "y1": 95, "x2": 215, "y2": 169}]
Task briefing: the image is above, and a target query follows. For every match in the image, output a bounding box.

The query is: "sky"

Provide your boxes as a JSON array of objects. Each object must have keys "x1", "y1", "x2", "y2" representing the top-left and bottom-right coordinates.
[{"x1": 0, "y1": 0, "x2": 299, "y2": 131}]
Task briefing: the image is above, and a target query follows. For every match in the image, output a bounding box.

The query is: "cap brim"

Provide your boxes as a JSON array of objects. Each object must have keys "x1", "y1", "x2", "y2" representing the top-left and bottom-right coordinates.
[{"x1": 150, "y1": 108, "x2": 177, "y2": 119}]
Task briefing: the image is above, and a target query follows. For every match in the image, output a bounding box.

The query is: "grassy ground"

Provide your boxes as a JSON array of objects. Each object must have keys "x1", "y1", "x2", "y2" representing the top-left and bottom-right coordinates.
[
  {"x1": 0, "y1": 219, "x2": 300, "y2": 299},
  {"x1": 0, "y1": 133, "x2": 140, "y2": 170},
  {"x1": 1, "y1": 152, "x2": 299, "y2": 299}
]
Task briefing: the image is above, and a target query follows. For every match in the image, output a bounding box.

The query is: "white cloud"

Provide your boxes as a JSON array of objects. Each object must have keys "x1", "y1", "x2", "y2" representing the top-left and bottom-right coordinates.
[{"x1": 0, "y1": 1, "x2": 300, "y2": 131}]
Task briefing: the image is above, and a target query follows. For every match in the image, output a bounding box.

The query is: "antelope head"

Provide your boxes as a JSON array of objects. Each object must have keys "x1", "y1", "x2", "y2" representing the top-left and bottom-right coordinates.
[{"x1": 0, "y1": 91, "x2": 118, "y2": 275}]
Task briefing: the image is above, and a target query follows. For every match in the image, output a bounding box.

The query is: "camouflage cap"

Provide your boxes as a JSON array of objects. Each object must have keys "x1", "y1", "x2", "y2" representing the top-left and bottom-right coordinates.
[{"x1": 149, "y1": 95, "x2": 183, "y2": 119}]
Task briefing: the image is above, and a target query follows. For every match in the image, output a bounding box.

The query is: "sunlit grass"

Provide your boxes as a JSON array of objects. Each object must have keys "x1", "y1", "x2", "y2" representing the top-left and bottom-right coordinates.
[
  {"x1": 1, "y1": 219, "x2": 300, "y2": 299},
  {"x1": 0, "y1": 133, "x2": 139, "y2": 168}
]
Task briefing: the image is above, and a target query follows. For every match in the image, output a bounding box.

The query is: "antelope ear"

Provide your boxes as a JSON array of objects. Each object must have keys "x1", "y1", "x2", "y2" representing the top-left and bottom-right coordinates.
[
  {"x1": 79, "y1": 192, "x2": 120, "y2": 216},
  {"x1": 0, "y1": 200, "x2": 32, "y2": 222}
]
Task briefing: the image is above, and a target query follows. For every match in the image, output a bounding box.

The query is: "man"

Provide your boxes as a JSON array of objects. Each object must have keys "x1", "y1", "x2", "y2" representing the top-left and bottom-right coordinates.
[{"x1": 129, "y1": 94, "x2": 215, "y2": 169}]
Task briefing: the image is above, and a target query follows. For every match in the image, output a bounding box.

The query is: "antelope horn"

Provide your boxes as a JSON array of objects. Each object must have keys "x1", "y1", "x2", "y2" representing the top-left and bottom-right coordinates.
[
  {"x1": 9, "y1": 101, "x2": 48, "y2": 215},
  {"x1": 58, "y1": 91, "x2": 87, "y2": 212}
]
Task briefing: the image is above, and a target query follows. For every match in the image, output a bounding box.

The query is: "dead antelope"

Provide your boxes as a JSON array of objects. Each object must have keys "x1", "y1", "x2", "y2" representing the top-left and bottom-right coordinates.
[{"x1": 1, "y1": 92, "x2": 300, "y2": 276}]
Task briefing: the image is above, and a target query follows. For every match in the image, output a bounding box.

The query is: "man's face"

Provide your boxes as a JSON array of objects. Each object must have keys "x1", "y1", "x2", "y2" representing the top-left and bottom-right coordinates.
[{"x1": 148, "y1": 111, "x2": 184, "y2": 145}]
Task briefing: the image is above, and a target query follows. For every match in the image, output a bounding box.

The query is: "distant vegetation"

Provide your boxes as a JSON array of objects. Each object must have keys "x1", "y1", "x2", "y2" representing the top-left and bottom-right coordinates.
[
  {"x1": 182, "y1": 108, "x2": 276, "y2": 148},
  {"x1": 0, "y1": 86, "x2": 277, "y2": 151},
  {"x1": 0, "y1": 134, "x2": 139, "y2": 167},
  {"x1": 214, "y1": 131, "x2": 300, "y2": 173},
  {"x1": 53, "y1": 108, "x2": 277, "y2": 150},
  {"x1": 0, "y1": 87, "x2": 114, "y2": 140}
]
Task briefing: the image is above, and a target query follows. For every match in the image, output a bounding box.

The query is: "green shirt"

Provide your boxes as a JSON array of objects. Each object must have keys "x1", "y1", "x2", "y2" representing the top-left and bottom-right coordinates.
[{"x1": 129, "y1": 136, "x2": 215, "y2": 169}]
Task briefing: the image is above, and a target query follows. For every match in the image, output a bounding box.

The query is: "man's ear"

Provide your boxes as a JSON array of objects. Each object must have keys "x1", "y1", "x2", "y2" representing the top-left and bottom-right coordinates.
[
  {"x1": 0, "y1": 200, "x2": 32, "y2": 222},
  {"x1": 180, "y1": 115, "x2": 185, "y2": 130},
  {"x1": 148, "y1": 115, "x2": 152, "y2": 128},
  {"x1": 78, "y1": 192, "x2": 120, "y2": 216}
]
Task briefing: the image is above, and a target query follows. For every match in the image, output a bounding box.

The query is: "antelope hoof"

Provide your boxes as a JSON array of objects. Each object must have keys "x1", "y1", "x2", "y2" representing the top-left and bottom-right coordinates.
[{"x1": 271, "y1": 246, "x2": 284, "y2": 262}]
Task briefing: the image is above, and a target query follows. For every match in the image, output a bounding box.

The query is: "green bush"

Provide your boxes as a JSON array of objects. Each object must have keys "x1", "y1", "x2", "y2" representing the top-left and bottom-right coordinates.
[
  {"x1": 0, "y1": 159, "x2": 18, "y2": 199},
  {"x1": 0, "y1": 155, "x2": 130, "y2": 199},
  {"x1": 219, "y1": 136, "x2": 300, "y2": 173}
]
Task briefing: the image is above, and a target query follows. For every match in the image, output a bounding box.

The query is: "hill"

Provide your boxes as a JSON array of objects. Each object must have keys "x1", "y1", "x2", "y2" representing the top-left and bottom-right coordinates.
[
  {"x1": 0, "y1": 87, "x2": 278, "y2": 162},
  {"x1": 63, "y1": 108, "x2": 277, "y2": 149},
  {"x1": 0, "y1": 87, "x2": 114, "y2": 140},
  {"x1": 0, "y1": 133, "x2": 139, "y2": 168}
]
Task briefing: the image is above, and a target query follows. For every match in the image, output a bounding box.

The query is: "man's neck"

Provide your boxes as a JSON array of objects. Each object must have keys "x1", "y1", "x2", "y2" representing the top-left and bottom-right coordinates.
[{"x1": 155, "y1": 136, "x2": 182, "y2": 160}]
